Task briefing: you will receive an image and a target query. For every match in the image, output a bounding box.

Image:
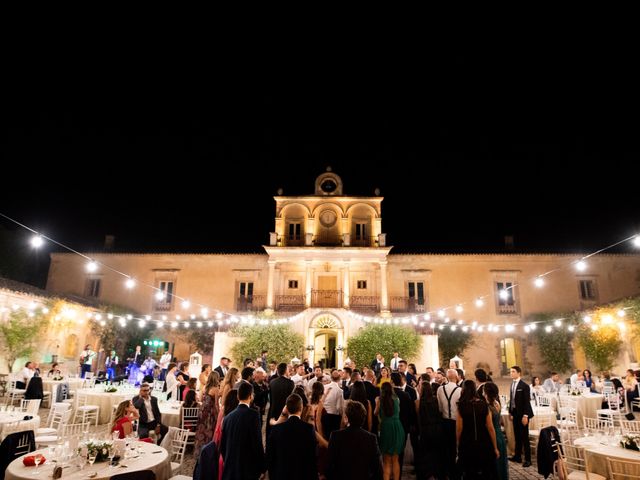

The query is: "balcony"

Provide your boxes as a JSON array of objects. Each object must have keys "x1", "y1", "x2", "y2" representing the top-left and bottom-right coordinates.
[
  {"x1": 350, "y1": 236, "x2": 377, "y2": 247},
  {"x1": 275, "y1": 295, "x2": 305, "y2": 311},
  {"x1": 497, "y1": 303, "x2": 518, "y2": 315},
  {"x1": 390, "y1": 296, "x2": 426, "y2": 313},
  {"x1": 311, "y1": 290, "x2": 343, "y2": 308},
  {"x1": 236, "y1": 295, "x2": 266, "y2": 312},
  {"x1": 154, "y1": 301, "x2": 174, "y2": 312},
  {"x1": 313, "y1": 233, "x2": 342, "y2": 247},
  {"x1": 350, "y1": 295, "x2": 380, "y2": 312}
]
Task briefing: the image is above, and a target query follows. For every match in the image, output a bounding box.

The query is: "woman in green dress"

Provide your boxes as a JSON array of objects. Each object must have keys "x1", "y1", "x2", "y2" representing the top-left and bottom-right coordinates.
[
  {"x1": 375, "y1": 382, "x2": 405, "y2": 480},
  {"x1": 484, "y1": 382, "x2": 508, "y2": 480}
]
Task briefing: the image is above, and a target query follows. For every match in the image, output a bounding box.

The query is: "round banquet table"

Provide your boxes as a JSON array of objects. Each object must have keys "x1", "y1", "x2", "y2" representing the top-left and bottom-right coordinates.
[
  {"x1": 501, "y1": 409, "x2": 557, "y2": 455},
  {"x1": 0, "y1": 412, "x2": 40, "y2": 440},
  {"x1": 5, "y1": 441, "x2": 172, "y2": 480},
  {"x1": 42, "y1": 378, "x2": 85, "y2": 403},
  {"x1": 574, "y1": 436, "x2": 640, "y2": 477},
  {"x1": 158, "y1": 402, "x2": 182, "y2": 428},
  {"x1": 74, "y1": 389, "x2": 133, "y2": 424},
  {"x1": 555, "y1": 393, "x2": 603, "y2": 425}
]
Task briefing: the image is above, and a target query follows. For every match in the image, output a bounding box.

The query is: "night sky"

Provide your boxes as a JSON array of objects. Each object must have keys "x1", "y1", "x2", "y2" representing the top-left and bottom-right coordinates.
[{"x1": 2, "y1": 47, "x2": 638, "y2": 287}]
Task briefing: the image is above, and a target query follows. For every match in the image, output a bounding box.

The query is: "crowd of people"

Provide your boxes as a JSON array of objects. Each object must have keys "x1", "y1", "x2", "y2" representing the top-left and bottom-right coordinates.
[{"x1": 15, "y1": 346, "x2": 640, "y2": 480}]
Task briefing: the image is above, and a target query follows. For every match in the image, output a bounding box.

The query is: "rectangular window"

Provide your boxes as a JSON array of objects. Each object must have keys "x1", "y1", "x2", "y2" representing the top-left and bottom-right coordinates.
[
  {"x1": 408, "y1": 281, "x2": 425, "y2": 305},
  {"x1": 288, "y1": 280, "x2": 299, "y2": 289},
  {"x1": 579, "y1": 280, "x2": 597, "y2": 300},
  {"x1": 355, "y1": 223, "x2": 366, "y2": 240},
  {"x1": 288, "y1": 223, "x2": 301, "y2": 240},
  {"x1": 239, "y1": 282, "x2": 254, "y2": 298},
  {"x1": 86, "y1": 278, "x2": 101, "y2": 298},
  {"x1": 357, "y1": 280, "x2": 367, "y2": 289},
  {"x1": 496, "y1": 282, "x2": 515, "y2": 305},
  {"x1": 155, "y1": 280, "x2": 175, "y2": 311}
]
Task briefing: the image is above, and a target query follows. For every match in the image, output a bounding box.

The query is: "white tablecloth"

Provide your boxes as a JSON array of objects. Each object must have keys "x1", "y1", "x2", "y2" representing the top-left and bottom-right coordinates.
[
  {"x1": 75, "y1": 389, "x2": 133, "y2": 424},
  {"x1": 158, "y1": 402, "x2": 181, "y2": 428},
  {"x1": 574, "y1": 436, "x2": 640, "y2": 477},
  {"x1": 556, "y1": 393, "x2": 603, "y2": 425},
  {"x1": 502, "y1": 410, "x2": 557, "y2": 455},
  {"x1": 5, "y1": 441, "x2": 172, "y2": 480},
  {"x1": 42, "y1": 378, "x2": 84, "y2": 403},
  {"x1": 0, "y1": 413, "x2": 41, "y2": 440}
]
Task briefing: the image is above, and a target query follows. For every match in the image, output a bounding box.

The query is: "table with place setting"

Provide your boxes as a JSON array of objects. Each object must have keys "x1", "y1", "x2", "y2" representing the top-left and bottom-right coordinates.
[
  {"x1": 501, "y1": 407, "x2": 557, "y2": 455},
  {"x1": 74, "y1": 388, "x2": 134, "y2": 424},
  {"x1": 0, "y1": 409, "x2": 41, "y2": 441},
  {"x1": 573, "y1": 434, "x2": 640, "y2": 477},
  {"x1": 4, "y1": 439, "x2": 172, "y2": 480},
  {"x1": 42, "y1": 378, "x2": 85, "y2": 403},
  {"x1": 158, "y1": 401, "x2": 182, "y2": 428}
]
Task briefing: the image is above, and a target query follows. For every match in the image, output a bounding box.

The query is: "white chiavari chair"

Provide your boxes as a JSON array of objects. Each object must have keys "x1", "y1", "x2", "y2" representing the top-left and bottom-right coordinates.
[
  {"x1": 582, "y1": 416, "x2": 611, "y2": 434},
  {"x1": 73, "y1": 391, "x2": 100, "y2": 426},
  {"x1": 180, "y1": 406, "x2": 198, "y2": 445},
  {"x1": 169, "y1": 428, "x2": 191, "y2": 476},
  {"x1": 620, "y1": 419, "x2": 640, "y2": 433},
  {"x1": 606, "y1": 457, "x2": 640, "y2": 480},
  {"x1": 6, "y1": 379, "x2": 26, "y2": 406},
  {"x1": 557, "y1": 441, "x2": 606, "y2": 480},
  {"x1": 20, "y1": 398, "x2": 41, "y2": 415},
  {"x1": 596, "y1": 392, "x2": 625, "y2": 426}
]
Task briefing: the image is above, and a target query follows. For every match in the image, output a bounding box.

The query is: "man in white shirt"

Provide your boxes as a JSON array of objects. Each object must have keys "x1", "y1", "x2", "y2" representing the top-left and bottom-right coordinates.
[
  {"x1": 542, "y1": 372, "x2": 563, "y2": 393},
  {"x1": 80, "y1": 345, "x2": 96, "y2": 378},
  {"x1": 323, "y1": 371, "x2": 345, "y2": 439},
  {"x1": 306, "y1": 366, "x2": 330, "y2": 393},
  {"x1": 19, "y1": 361, "x2": 35, "y2": 388},
  {"x1": 569, "y1": 369, "x2": 581, "y2": 386},
  {"x1": 159, "y1": 351, "x2": 172, "y2": 380},
  {"x1": 436, "y1": 369, "x2": 461, "y2": 479},
  {"x1": 390, "y1": 352, "x2": 402, "y2": 371},
  {"x1": 290, "y1": 364, "x2": 311, "y2": 389}
]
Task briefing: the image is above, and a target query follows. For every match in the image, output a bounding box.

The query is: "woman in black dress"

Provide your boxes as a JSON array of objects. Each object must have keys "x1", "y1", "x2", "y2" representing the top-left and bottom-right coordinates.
[
  {"x1": 456, "y1": 379, "x2": 499, "y2": 479},
  {"x1": 416, "y1": 377, "x2": 444, "y2": 479}
]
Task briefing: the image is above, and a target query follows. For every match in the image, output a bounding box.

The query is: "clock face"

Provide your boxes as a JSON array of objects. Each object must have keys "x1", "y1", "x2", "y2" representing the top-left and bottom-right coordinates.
[
  {"x1": 319, "y1": 210, "x2": 337, "y2": 227},
  {"x1": 320, "y1": 179, "x2": 337, "y2": 193}
]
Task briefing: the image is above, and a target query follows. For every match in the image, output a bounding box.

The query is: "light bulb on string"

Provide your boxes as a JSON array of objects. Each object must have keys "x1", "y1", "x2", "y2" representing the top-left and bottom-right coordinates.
[
  {"x1": 455, "y1": 305, "x2": 463, "y2": 313},
  {"x1": 534, "y1": 277, "x2": 545, "y2": 288},
  {"x1": 576, "y1": 260, "x2": 587, "y2": 271},
  {"x1": 475, "y1": 298, "x2": 484, "y2": 308},
  {"x1": 583, "y1": 315, "x2": 592, "y2": 323},
  {"x1": 86, "y1": 261, "x2": 98, "y2": 273},
  {"x1": 155, "y1": 291, "x2": 165, "y2": 301},
  {"x1": 617, "y1": 309, "x2": 626, "y2": 317},
  {"x1": 568, "y1": 325, "x2": 575, "y2": 332},
  {"x1": 554, "y1": 319, "x2": 562, "y2": 327},
  {"x1": 437, "y1": 309, "x2": 445, "y2": 318},
  {"x1": 634, "y1": 235, "x2": 640, "y2": 247},
  {"x1": 181, "y1": 300, "x2": 191, "y2": 310},
  {"x1": 125, "y1": 278, "x2": 136, "y2": 289},
  {"x1": 499, "y1": 290, "x2": 509, "y2": 300},
  {"x1": 545, "y1": 326, "x2": 552, "y2": 332},
  {"x1": 30, "y1": 235, "x2": 44, "y2": 248}
]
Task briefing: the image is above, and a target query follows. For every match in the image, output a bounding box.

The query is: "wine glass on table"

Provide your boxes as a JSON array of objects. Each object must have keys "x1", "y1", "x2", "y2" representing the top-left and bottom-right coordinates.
[
  {"x1": 32, "y1": 454, "x2": 43, "y2": 475},
  {"x1": 87, "y1": 452, "x2": 97, "y2": 469}
]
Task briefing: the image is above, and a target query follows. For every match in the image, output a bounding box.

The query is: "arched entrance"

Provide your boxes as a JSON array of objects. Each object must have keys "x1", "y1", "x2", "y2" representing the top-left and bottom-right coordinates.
[{"x1": 307, "y1": 312, "x2": 344, "y2": 369}]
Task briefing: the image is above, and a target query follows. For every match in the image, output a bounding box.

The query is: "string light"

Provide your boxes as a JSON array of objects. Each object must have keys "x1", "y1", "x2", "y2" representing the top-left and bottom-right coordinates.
[
  {"x1": 30, "y1": 235, "x2": 44, "y2": 248},
  {"x1": 1, "y1": 210, "x2": 638, "y2": 333}
]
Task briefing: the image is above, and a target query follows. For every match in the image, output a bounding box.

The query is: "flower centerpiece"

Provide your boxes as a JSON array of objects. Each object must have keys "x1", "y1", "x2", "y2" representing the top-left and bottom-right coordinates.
[
  {"x1": 52, "y1": 375, "x2": 64, "y2": 381},
  {"x1": 620, "y1": 433, "x2": 640, "y2": 451},
  {"x1": 78, "y1": 441, "x2": 113, "y2": 462},
  {"x1": 104, "y1": 385, "x2": 118, "y2": 393},
  {"x1": 569, "y1": 386, "x2": 582, "y2": 396}
]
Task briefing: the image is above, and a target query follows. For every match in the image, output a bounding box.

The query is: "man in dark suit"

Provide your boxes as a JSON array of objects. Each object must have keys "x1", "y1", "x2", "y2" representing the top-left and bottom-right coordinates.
[
  {"x1": 267, "y1": 362, "x2": 294, "y2": 437},
  {"x1": 370, "y1": 353, "x2": 384, "y2": 376},
  {"x1": 214, "y1": 357, "x2": 231, "y2": 380},
  {"x1": 398, "y1": 360, "x2": 416, "y2": 388},
  {"x1": 363, "y1": 369, "x2": 380, "y2": 434},
  {"x1": 327, "y1": 400, "x2": 383, "y2": 480},
  {"x1": 508, "y1": 365, "x2": 535, "y2": 467},
  {"x1": 132, "y1": 383, "x2": 168, "y2": 443},
  {"x1": 220, "y1": 382, "x2": 265, "y2": 480},
  {"x1": 266, "y1": 393, "x2": 317, "y2": 480}
]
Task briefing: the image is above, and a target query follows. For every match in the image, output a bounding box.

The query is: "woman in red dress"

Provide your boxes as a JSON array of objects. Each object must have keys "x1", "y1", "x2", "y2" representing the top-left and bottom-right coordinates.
[{"x1": 111, "y1": 400, "x2": 140, "y2": 438}]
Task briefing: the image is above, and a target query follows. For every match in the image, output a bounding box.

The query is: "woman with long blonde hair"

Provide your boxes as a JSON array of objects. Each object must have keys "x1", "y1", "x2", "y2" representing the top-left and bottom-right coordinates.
[
  {"x1": 220, "y1": 367, "x2": 239, "y2": 405},
  {"x1": 194, "y1": 372, "x2": 220, "y2": 453},
  {"x1": 111, "y1": 400, "x2": 140, "y2": 439}
]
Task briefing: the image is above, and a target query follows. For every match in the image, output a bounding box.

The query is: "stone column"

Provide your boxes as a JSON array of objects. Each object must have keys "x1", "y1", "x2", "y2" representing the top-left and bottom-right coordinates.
[
  {"x1": 342, "y1": 262, "x2": 350, "y2": 308},
  {"x1": 266, "y1": 260, "x2": 277, "y2": 313},
  {"x1": 305, "y1": 261, "x2": 312, "y2": 307},
  {"x1": 380, "y1": 261, "x2": 390, "y2": 313}
]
